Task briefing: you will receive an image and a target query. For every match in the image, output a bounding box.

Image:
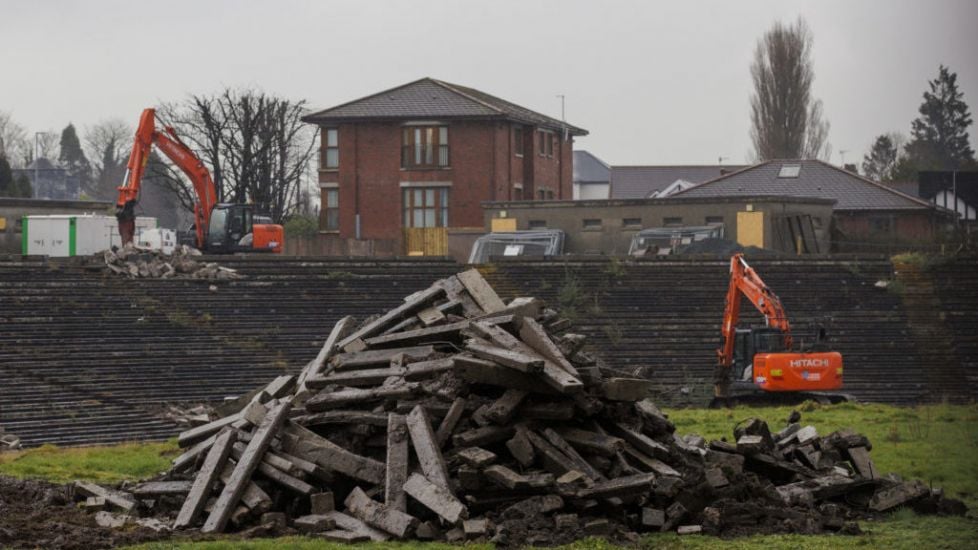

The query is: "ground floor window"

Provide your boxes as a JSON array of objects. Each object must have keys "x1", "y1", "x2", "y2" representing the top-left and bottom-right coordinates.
[
  {"x1": 322, "y1": 188, "x2": 339, "y2": 231},
  {"x1": 403, "y1": 187, "x2": 449, "y2": 228},
  {"x1": 869, "y1": 216, "x2": 892, "y2": 234}
]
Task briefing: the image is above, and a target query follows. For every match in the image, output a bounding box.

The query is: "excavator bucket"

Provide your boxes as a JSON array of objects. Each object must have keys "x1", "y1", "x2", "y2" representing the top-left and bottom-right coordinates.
[{"x1": 118, "y1": 217, "x2": 136, "y2": 246}]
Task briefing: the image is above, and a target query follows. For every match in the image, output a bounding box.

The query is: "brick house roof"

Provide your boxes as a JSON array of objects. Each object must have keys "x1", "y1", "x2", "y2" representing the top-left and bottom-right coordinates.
[
  {"x1": 573, "y1": 150, "x2": 610, "y2": 184},
  {"x1": 610, "y1": 165, "x2": 746, "y2": 199},
  {"x1": 303, "y1": 77, "x2": 587, "y2": 136},
  {"x1": 672, "y1": 159, "x2": 940, "y2": 211}
]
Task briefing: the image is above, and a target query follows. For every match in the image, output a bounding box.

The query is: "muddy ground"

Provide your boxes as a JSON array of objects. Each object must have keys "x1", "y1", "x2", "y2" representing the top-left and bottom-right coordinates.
[{"x1": 0, "y1": 476, "x2": 169, "y2": 550}]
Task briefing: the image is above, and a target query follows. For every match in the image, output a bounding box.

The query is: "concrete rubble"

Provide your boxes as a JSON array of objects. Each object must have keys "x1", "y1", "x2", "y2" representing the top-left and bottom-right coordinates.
[
  {"x1": 100, "y1": 244, "x2": 243, "y2": 280},
  {"x1": 0, "y1": 423, "x2": 22, "y2": 451},
  {"x1": 71, "y1": 268, "x2": 966, "y2": 544}
]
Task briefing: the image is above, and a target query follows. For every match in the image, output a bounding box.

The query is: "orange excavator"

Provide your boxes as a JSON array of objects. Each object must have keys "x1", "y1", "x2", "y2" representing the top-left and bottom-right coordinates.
[
  {"x1": 713, "y1": 253, "x2": 844, "y2": 405},
  {"x1": 116, "y1": 108, "x2": 283, "y2": 253}
]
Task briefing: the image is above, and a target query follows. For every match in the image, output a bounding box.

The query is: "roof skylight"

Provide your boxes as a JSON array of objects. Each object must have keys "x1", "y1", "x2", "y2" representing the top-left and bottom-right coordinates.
[{"x1": 778, "y1": 164, "x2": 801, "y2": 178}]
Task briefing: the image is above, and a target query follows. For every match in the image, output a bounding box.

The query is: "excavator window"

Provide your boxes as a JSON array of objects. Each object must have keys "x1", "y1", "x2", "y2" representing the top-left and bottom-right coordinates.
[
  {"x1": 227, "y1": 207, "x2": 253, "y2": 245},
  {"x1": 208, "y1": 207, "x2": 228, "y2": 246}
]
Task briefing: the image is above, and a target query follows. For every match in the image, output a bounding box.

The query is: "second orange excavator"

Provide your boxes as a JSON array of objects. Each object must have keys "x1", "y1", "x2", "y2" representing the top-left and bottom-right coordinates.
[
  {"x1": 116, "y1": 108, "x2": 283, "y2": 254},
  {"x1": 713, "y1": 253, "x2": 844, "y2": 405}
]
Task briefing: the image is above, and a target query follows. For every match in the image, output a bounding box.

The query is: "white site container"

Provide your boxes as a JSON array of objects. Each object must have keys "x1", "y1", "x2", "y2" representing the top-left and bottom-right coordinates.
[
  {"x1": 137, "y1": 227, "x2": 177, "y2": 255},
  {"x1": 22, "y1": 214, "x2": 159, "y2": 257}
]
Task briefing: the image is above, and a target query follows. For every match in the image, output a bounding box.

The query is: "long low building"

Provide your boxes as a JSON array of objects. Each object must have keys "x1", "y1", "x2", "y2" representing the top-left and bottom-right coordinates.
[{"x1": 482, "y1": 195, "x2": 835, "y2": 255}]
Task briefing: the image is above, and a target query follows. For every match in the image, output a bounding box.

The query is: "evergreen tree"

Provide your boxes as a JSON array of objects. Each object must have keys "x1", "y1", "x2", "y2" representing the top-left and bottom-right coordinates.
[
  {"x1": 0, "y1": 154, "x2": 13, "y2": 196},
  {"x1": 904, "y1": 65, "x2": 976, "y2": 171},
  {"x1": 59, "y1": 123, "x2": 92, "y2": 194},
  {"x1": 862, "y1": 133, "x2": 902, "y2": 182},
  {"x1": 13, "y1": 173, "x2": 33, "y2": 198}
]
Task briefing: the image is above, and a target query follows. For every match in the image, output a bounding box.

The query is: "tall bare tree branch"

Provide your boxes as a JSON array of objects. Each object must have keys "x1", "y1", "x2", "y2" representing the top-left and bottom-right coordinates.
[{"x1": 749, "y1": 17, "x2": 831, "y2": 161}]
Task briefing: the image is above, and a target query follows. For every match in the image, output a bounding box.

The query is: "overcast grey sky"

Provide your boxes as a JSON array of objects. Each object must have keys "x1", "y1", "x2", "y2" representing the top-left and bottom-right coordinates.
[{"x1": 2, "y1": 0, "x2": 976, "y2": 166}]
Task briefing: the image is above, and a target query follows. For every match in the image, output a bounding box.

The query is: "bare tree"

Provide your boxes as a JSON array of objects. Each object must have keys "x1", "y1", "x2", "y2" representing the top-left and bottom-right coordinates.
[
  {"x1": 156, "y1": 96, "x2": 227, "y2": 202},
  {"x1": 0, "y1": 111, "x2": 29, "y2": 167},
  {"x1": 84, "y1": 119, "x2": 133, "y2": 199},
  {"x1": 749, "y1": 18, "x2": 831, "y2": 161},
  {"x1": 34, "y1": 132, "x2": 60, "y2": 162},
  {"x1": 154, "y1": 89, "x2": 316, "y2": 223}
]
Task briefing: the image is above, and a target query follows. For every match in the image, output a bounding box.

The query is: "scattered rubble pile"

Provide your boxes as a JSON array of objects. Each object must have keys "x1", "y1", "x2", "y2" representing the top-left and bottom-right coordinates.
[
  {"x1": 101, "y1": 244, "x2": 243, "y2": 280},
  {"x1": 155, "y1": 404, "x2": 219, "y2": 429},
  {"x1": 73, "y1": 269, "x2": 965, "y2": 544}
]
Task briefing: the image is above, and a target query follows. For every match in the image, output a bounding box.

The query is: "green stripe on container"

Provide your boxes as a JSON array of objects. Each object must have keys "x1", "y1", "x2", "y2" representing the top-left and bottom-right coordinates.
[
  {"x1": 21, "y1": 217, "x2": 28, "y2": 255},
  {"x1": 69, "y1": 217, "x2": 77, "y2": 256}
]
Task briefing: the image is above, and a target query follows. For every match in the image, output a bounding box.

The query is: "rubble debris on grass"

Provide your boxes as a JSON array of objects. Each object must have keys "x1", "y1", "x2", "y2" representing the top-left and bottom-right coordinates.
[
  {"x1": 0, "y1": 423, "x2": 22, "y2": 450},
  {"x1": 100, "y1": 244, "x2": 243, "y2": 280},
  {"x1": 0, "y1": 476, "x2": 168, "y2": 550},
  {"x1": 67, "y1": 268, "x2": 966, "y2": 545},
  {"x1": 154, "y1": 404, "x2": 218, "y2": 429}
]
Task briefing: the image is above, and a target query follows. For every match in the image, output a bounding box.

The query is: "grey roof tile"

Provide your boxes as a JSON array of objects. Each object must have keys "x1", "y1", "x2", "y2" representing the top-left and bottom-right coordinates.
[
  {"x1": 573, "y1": 150, "x2": 610, "y2": 184},
  {"x1": 673, "y1": 160, "x2": 936, "y2": 211},
  {"x1": 610, "y1": 165, "x2": 745, "y2": 199},
  {"x1": 303, "y1": 78, "x2": 587, "y2": 136}
]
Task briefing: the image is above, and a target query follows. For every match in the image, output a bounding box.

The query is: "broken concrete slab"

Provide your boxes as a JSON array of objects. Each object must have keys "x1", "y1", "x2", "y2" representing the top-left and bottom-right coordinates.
[
  {"x1": 406, "y1": 405, "x2": 452, "y2": 492},
  {"x1": 403, "y1": 472, "x2": 468, "y2": 524},
  {"x1": 344, "y1": 486, "x2": 418, "y2": 538}
]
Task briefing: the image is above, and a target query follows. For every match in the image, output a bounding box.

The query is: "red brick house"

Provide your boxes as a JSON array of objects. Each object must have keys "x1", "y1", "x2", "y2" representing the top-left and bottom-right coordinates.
[{"x1": 302, "y1": 78, "x2": 587, "y2": 254}]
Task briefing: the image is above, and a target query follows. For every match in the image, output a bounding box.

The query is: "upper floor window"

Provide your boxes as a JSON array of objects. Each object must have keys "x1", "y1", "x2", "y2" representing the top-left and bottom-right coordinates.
[
  {"x1": 514, "y1": 127, "x2": 524, "y2": 157},
  {"x1": 538, "y1": 130, "x2": 554, "y2": 157},
  {"x1": 322, "y1": 128, "x2": 339, "y2": 169},
  {"x1": 664, "y1": 216, "x2": 683, "y2": 227},
  {"x1": 402, "y1": 126, "x2": 449, "y2": 169}
]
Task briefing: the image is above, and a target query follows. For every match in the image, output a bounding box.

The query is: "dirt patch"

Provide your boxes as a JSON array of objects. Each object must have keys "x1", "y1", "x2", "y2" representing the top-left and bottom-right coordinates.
[{"x1": 0, "y1": 476, "x2": 167, "y2": 550}]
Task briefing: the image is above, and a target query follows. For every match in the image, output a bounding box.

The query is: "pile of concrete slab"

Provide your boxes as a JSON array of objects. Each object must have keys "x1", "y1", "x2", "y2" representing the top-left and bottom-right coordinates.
[
  {"x1": 101, "y1": 244, "x2": 242, "y2": 280},
  {"x1": 75, "y1": 269, "x2": 965, "y2": 543}
]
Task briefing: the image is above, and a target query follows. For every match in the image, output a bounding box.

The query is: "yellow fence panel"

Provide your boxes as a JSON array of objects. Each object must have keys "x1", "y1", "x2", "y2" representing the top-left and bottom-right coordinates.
[
  {"x1": 736, "y1": 211, "x2": 765, "y2": 248},
  {"x1": 403, "y1": 227, "x2": 448, "y2": 256}
]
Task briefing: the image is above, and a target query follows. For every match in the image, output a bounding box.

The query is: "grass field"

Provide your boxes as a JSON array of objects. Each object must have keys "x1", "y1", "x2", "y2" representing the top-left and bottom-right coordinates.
[{"x1": 2, "y1": 402, "x2": 976, "y2": 549}]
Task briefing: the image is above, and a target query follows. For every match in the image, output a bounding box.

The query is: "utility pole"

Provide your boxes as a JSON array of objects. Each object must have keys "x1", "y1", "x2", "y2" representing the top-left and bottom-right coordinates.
[
  {"x1": 34, "y1": 132, "x2": 42, "y2": 190},
  {"x1": 556, "y1": 94, "x2": 565, "y2": 121}
]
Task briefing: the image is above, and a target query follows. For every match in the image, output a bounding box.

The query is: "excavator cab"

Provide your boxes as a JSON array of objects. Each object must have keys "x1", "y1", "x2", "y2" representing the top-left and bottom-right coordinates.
[
  {"x1": 732, "y1": 327, "x2": 787, "y2": 382},
  {"x1": 205, "y1": 204, "x2": 282, "y2": 253},
  {"x1": 207, "y1": 204, "x2": 252, "y2": 253}
]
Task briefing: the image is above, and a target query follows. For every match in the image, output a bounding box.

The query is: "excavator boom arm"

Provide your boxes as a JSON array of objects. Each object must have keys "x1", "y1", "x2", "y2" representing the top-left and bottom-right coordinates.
[
  {"x1": 716, "y1": 254, "x2": 794, "y2": 391},
  {"x1": 116, "y1": 108, "x2": 218, "y2": 248}
]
